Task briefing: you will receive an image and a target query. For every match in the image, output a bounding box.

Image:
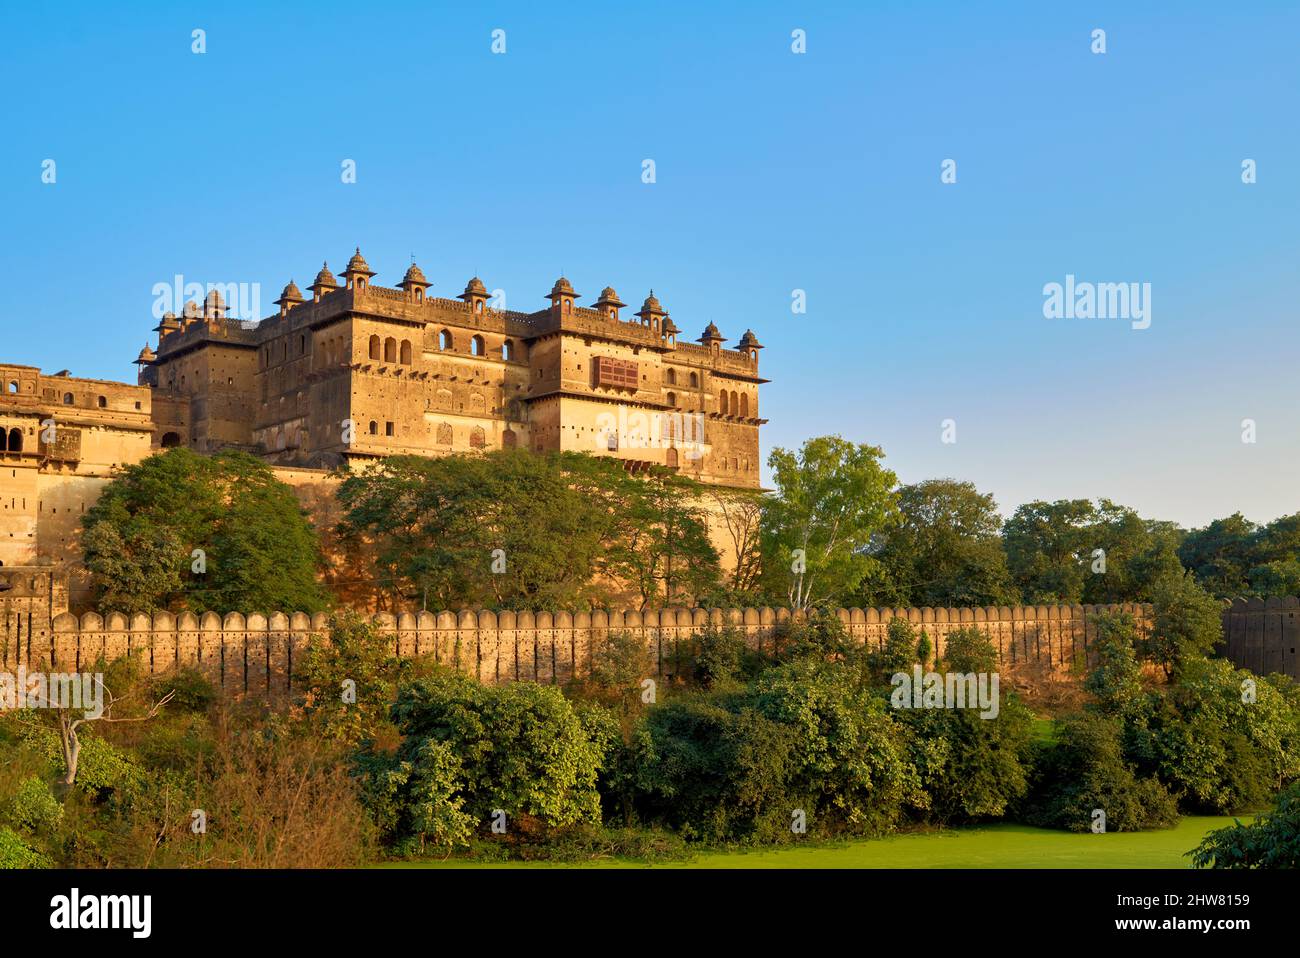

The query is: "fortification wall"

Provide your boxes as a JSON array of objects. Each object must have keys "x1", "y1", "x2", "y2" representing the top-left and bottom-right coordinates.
[
  {"x1": 8, "y1": 598, "x2": 1295, "y2": 698},
  {"x1": 0, "y1": 603, "x2": 1155, "y2": 697}
]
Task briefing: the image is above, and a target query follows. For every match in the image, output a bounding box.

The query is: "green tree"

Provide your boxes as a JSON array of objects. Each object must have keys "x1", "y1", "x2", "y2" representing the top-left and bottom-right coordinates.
[
  {"x1": 1178, "y1": 513, "x2": 1258, "y2": 598},
  {"x1": 761, "y1": 436, "x2": 898, "y2": 610},
  {"x1": 1002, "y1": 499, "x2": 1096, "y2": 603},
  {"x1": 1143, "y1": 573, "x2": 1225, "y2": 678},
  {"x1": 81, "y1": 448, "x2": 328, "y2": 614},
  {"x1": 859, "y1": 479, "x2": 1016, "y2": 608},
  {"x1": 336, "y1": 451, "x2": 633, "y2": 611}
]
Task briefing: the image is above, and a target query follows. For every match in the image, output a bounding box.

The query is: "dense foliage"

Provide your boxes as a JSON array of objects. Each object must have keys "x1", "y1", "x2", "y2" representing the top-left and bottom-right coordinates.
[{"x1": 82, "y1": 448, "x2": 329, "y2": 614}]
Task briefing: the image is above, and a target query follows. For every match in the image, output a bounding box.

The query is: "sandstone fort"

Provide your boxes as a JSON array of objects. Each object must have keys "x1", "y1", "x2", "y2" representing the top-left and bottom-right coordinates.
[{"x1": 0, "y1": 250, "x2": 767, "y2": 615}]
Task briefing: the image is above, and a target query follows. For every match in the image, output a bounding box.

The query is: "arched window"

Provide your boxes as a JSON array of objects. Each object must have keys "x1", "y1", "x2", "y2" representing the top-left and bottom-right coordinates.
[
  {"x1": 471, "y1": 335, "x2": 485, "y2": 356},
  {"x1": 740, "y1": 393, "x2": 750, "y2": 417},
  {"x1": 368, "y1": 421, "x2": 378, "y2": 435},
  {"x1": 666, "y1": 368, "x2": 676, "y2": 385},
  {"x1": 666, "y1": 448, "x2": 679, "y2": 468},
  {"x1": 9, "y1": 428, "x2": 23, "y2": 452},
  {"x1": 160, "y1": 432, "x2": 181, "y2": 449},
  {"x1": 470, "y1": 426, "x2": 486, "y2": 449},
  {"x1": 689, "y1": 372, "x2": 699, "y2": 388},
  {"x1": 503, "y1": 340, "x2": 515, "y2": 362},
  {"x1": 6, "y1": 381, "x2": 16, "y2": 394},
  {"x1": 384, "y1": 338, "x2": 397, "y2": 363},
  {"x1": 439, "y1": 329, "x2": 452, "y2": 351},
  {"x1": 502, "y1": 428, "x2": 517, "y2": 449},
  {"x1": 400, "y1": 340, "x2": 412, "y2": 365},
  {"x1": 731, "y1": 391, "x2": 740, "y2": 415},
  {"x1": 719, "y1": 392, "x2": 729, "y2": 415},
  {"x1": 97, "y1": 396, "x2": 107, "y2": 408},
  {"x1": 62, "y1": 392, "x2": 74, "y2": 405},
  {"x1": 369, "y1": 335, "x2": 381, "y2": 360}
]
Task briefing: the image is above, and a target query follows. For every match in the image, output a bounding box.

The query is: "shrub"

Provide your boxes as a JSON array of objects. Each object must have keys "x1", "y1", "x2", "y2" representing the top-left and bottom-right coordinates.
[
  {"x1": 1142, "y1": 658, "x2": 1299, "y2": 814},
  {"x1": 1026, "y1": 712, "x2": 1179, "y2": 832},
  {"x1": 690, "y1": 625, "x2": 751, "y2": 690},
  {"x1": 4, "y1": 776, "x2": 62, "y2": 835},
  {"x1": 877, "y1": 618, "x2": 916, "y2": 676},
  {"x1": 296, "y1": 611, "x2": 399, "y2": 747},
  {"x1": 941, "y1": 626, "x2": 999, "y2": 674},
  {"x1": 744, "y1": 660, "x2": 924, "y2": 834},
  {"x1": 629, "y1": 695, "x2": 801, "y2": 843},
  {"x1": 1188, "y1": 781, "x2": 1300, "y2": 869},
  {"x1": 364, "y1": 672, "x2": 607, "y2": 853},
  {"x1": 1083, "y1": 612, "x2": 1149, "y2": 720},
  {"x1": 0, "y1": 827, "x2": 49, "y2": 869},
  {"x1": 896, "y1": 693, "x2": 1035, "y2": 824}
]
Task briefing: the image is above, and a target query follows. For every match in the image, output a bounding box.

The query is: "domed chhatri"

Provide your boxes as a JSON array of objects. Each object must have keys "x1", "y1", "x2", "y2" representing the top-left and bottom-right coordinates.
[
  {"x1": 662, "y1": 316, "x2": 681, "y2": 335},
  {"x1": 595, "y1": 286, "x2": 625, "y2": 306},
  {"x1": 550, "y1": 276, "x2": 577, "y2": 298},
  {"x1": 461, "y1": 276, "x2": 488, "y2": 298},
  {"x1": 134, "y1": 344, "x2": 156, "y2": 365},
  {"x1": 737, "y1": 329, "x2": 762, "y2": 350},
  {"x1": 699, "y1": 321, "x2": 724, "y2": 343},
  {"x1": 276, "y1": 280, "x2": 304, "y2": 303},
  {"x1": 345, "y1": 247, "x2": 374, "y2": 276},
  {"x1": 313, "y1": 262, "x2": 337, "y2": 288},
  {"x1": 402, "y1": 263, "x2": 428, "y2": 286},
  {"x1": 639, "y1": 290, "x2": 663, "y2": 314}
]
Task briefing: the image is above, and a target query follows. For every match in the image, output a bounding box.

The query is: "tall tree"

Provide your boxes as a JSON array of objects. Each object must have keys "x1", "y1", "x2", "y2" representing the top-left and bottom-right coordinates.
[
  {"x1": 858, "y1": 478, "x2": 1017, "y2": 608},
  {"x1": 82, "y1": 449, "x2": 329, "y2": 614},
  {"x1": 760, "y1": 436, "x2": 897, "y2": 610}
]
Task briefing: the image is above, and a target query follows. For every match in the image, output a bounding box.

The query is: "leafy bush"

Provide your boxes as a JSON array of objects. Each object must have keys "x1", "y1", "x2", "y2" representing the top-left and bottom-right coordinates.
[
  {"x1": 0, "y1": 827, "x2": 50, "y2": 869},
  {"x1": 1188, "y1": 781, "x2": 1300, "y2": 869},
  {"x1": 362, "y1": 672, "x2": 607, "y2": 853},
  {"x1": 296, "y1": 611, "x2": 400, "y2": 747},
  {"x1": 4, "y1": 776, "x2": 62, "y2": 834},
  {"x1": 1140, "y1": 658, "x2": 1300, "y2": 814},
  {"x1": 1027, "y1": 712, "x2": 1179, "y2": 832},
  {"x1": 897, "y1": 694, "x2": 1035, "y2": 824},
  {"x1": 744, "y1": 660, "x2": 923, "y2": 834},
  {"x1": 627, "y1": 695, "x2": 801, "y2": 843}
]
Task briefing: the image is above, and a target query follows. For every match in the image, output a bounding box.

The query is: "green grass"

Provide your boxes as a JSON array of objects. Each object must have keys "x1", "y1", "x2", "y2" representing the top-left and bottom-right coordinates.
[{"x1": 378, "y1": 814, "x2": 1253, "y2": 869}]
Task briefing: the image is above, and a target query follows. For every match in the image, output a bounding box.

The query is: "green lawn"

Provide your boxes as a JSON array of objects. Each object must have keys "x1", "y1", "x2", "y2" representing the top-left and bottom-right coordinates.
[{"x1": 379, "y1": 814, "x2": 1252, "y2": 869}]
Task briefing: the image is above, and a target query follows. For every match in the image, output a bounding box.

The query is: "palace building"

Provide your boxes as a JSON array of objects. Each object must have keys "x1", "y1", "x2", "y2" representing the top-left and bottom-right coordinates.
[{"x1": 0, "y1": 250, "x2": 768, "y2": 584}]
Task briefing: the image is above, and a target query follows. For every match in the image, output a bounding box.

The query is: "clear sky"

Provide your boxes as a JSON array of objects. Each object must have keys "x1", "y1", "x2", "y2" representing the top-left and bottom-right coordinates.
[{"x1": 3, "y1": 1, "x2": 1298, "y2": 529}]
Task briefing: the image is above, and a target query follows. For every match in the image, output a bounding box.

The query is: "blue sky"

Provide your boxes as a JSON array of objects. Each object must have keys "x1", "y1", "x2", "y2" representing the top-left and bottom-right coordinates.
[{"x1": 3, "y1": 1, "x2": 1298, "y2": 528}]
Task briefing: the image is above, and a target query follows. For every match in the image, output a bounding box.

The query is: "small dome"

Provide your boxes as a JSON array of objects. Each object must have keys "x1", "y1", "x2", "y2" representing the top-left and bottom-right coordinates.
[
  {"x1": 699, "y1": 322, "x2": 724, "y2": 342},
  {"x1": 550, "y1": 276, "x2": 577, "y2": 297},
  {"x1": 135, "y1": 344, "x2": 156, "y2": 363},
  {"x1": 458, "y1": 277, "x2": 488, "y2": 302},
  {"x1": 345, "y1": 247, "x2": 373, "y2": 274},
  {"x1": 402, "y1": 263, "x2": 428, "y2": 286},
  {"x1": 639, "y1": 291, "x2": 663, "y2": 313},
  {"x1": 204, "y1": 288, "x2": 224, "y2": 306},
  {"x1": 313, "y1": 262, "x2": 338, "y2": 287},
  {"x1": 662, "y1": 317, "x2": 680, "y2": 335},
  {"x1": 738, "y1": 329, "x2": 762, "y2": 349},
  {"x1": 278, "y1": 280, "x2": 304, "y2": 302}
]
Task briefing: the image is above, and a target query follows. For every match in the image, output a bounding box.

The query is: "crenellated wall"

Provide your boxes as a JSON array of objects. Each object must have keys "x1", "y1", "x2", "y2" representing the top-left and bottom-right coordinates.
[
  {"x1": 0, "y1": 603, "x2": 1169, "y2": 697},
  {"x1": 5, "y1": 599, "x2": 1293, "y2": 698}
]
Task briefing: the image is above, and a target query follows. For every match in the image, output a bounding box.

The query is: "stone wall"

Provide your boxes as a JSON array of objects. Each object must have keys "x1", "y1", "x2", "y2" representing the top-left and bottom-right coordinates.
[{"x1": 1, "y1": 603, "x2": 1158, "y2": 697}]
